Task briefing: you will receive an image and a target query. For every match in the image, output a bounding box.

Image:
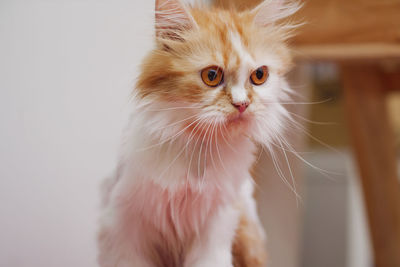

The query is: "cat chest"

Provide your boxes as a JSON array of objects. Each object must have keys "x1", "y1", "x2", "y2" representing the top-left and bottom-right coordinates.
[
  {"x1": 120, "y1": 180, "x2": 223, "y2": 238},
  {"x1": 121, "y1": 182, "x2": 222, "y2": 265}
]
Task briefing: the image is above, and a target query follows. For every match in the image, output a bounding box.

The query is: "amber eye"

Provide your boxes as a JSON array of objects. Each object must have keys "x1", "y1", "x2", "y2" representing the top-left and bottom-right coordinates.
[
  {"x1": 201, "y1": 66, "x2": 224, "y2": 87},
  {"x1": 250, "y1": 66, "x2": 269, "y2": 85}
]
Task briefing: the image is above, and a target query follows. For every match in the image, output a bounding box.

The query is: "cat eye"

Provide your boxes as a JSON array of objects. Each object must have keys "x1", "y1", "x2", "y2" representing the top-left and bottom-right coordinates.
[
  {"x1": 201, "y1": 66, "x2": 224, "y2": 87},
  {"x1": 250, "y1": 66, "x2": 269, "y2": 86}
]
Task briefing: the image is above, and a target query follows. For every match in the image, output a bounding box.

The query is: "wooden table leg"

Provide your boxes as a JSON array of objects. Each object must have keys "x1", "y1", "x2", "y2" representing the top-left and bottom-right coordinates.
[{"x1": 341, "y1": 64, "x2": 400, "y2": 267}]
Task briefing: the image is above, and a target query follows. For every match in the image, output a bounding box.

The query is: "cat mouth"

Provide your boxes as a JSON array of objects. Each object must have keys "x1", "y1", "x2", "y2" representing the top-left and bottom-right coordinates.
[{"x1": 227, "y1": 112, "x2": 250, "y2": 124}]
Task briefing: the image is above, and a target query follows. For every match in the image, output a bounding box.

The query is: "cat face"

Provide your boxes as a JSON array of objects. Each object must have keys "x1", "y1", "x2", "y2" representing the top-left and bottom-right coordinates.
[{"x1": 137, "y1": 0, "x2": 299, "y2": 143}]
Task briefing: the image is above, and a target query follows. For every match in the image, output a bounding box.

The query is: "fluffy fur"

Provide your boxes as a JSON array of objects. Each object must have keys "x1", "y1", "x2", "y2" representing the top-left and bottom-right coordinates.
[{"x1": 98, "y1": 0, "x2": 300, "y2": 266}]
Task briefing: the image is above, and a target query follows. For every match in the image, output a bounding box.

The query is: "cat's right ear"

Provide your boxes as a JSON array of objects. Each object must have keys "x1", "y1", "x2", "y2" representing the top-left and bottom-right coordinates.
[
  {"x1": 251, "y1": 0, "x2": 301, "y2": 26},
  {"x1": 155, "y1": 0, "x2": 197, "y2": 40}
]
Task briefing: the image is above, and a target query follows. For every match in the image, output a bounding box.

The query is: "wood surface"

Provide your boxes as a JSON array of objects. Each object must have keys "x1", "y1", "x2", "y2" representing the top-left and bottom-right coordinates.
[
  {"x1": 342, "y1": 64, "x2": 400, "y2": 267},
  {"x1": 214, "y1": 0, "x2": 400, "y2": 60},
  {"x1": 216, "y1": 0, "x2": 400, "y2": 47},
  {"x1": 293, "y1": 0, "x2": 400, "y2": 45},
  {"x1": 383, "y1": 68, "x2": 400, "y2": 92},
  {"x1": 293, "y1": 44, "x2": 400, "y2": 61},
  {"x1": 213, "y1": 0, "x2": 261, "y2": 10},
  {"x1": 291, "y1": 0, "x2": 400, "y2": 60}
]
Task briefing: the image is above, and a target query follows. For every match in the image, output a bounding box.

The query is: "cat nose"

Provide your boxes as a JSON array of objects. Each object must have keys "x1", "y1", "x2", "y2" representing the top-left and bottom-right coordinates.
[{"x1": 232, "y1": 101, "x2": 249, "y2": 113}]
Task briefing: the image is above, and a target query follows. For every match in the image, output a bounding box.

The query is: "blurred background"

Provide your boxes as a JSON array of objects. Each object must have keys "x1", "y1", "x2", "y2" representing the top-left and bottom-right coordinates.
[{"x1": 0, "y1": 0, "x2": 399, "y2": 267}]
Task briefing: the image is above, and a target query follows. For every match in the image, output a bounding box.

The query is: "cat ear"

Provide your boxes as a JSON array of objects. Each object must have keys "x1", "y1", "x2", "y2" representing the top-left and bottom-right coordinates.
[
  {"x1": 155, "y1": 0, "x2": 197, "y2": 40},
  {"x1": 251, "y1": 0, "x2": 301, "y2": 26}
]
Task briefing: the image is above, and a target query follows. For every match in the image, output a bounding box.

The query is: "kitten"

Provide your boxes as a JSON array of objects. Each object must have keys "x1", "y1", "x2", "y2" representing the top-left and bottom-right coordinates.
[{"x1": 98, "y1": 0, "x2": 300, "y2": 266}]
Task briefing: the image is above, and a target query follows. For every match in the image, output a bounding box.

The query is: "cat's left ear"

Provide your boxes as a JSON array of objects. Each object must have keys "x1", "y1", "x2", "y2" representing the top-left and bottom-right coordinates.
[
  {"x1": 251, "y1": 0, "x2": 301, "y2": 26},
  {"x1": 155, "y1": 0, "x2": 197, "y2": 40}
]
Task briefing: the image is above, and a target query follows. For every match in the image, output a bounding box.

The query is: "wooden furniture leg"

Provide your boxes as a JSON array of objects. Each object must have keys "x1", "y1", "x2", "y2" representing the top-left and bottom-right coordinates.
[{"x1": 341, "y1": 64, "x2": 400, "y2": 267}]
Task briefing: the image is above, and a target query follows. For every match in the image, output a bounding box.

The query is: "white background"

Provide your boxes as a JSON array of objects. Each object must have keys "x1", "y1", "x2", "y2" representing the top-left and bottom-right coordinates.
[{"x1": 0, "y1": 1, "x2": 153, "y2": 266}]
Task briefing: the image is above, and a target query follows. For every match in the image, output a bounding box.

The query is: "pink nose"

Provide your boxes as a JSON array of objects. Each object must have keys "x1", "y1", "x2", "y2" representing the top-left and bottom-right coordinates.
[{"x1": 232, "y1": 101, "x2": 249, "y2": 113}]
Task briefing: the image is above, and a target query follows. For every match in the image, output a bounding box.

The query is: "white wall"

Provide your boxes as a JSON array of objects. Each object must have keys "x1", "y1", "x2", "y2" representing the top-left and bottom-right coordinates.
[{"x1": 0, "y1": 1, "x2": 153, "y2": 266}]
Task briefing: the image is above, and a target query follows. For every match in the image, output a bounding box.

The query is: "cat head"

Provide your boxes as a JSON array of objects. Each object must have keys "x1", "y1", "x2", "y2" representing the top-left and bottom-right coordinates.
[{"x1": 136, "y1": 0, "x2": 300, "y2": 145}]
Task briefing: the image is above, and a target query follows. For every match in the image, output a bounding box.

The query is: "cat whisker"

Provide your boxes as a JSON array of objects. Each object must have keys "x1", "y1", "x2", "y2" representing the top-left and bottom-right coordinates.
[
  {"x1": 261, "y1": 98, "x2": 333, "y2": 105},
  {"x1": 276, "y1": 133, "x2": 341, "y2": 178},
  {"x1": 191, "y1": 121, "x2": 211, "y2": 200},
  {"x1": 184, "y1": 118, "x2": 205, "y2": 196},
  {"x1": 253, "y1": 143, "x2": 264, "y2": 166},
  {"x1": 186, "y1": 118, "x2": 208, "y2": 184},
  {"x1": 178, "y1": 117, "x2": 207, "y2": 212},
  {"x1": 147, "y1": 106, "x2": 202, "y2": 112},
  {"x1": 198, "y1": 121, "x2": 213, "y2": 188},
  {"x1": 152, "y1": 114, "x2": 199, "y2": 131},
  {"x1": 136, "y1": 116, "x2": 202, "y2": 152},
  {"x1": 253, "y1": 119, "x2": 299, "y2": 198},
  {"x1": 158, "y1": 118, "x2": 205, "y2": 180},
  {"x1": 254, "y1": 125, "x2": 310, "y2": 154},
  {"x1": 288, "y1": 111, "x2": 337, "y2": 126},
  {"x1": 207, "y1": 120, "x2": 218, "y2": 173},
  {"x1": 215, "y1": 122, "x2": 230, "y2": 177},
  {"x1": 220, "y1": 123, "x2": 238, "y2": 153},
  {"x1": 287, "y1": 116, "x2": 344, "y2": 156},
  {"x1": 266, "y1": 143, "x2": 301, "y2": 200},
  {"x1": 276, "y1": 136, "x2": 302, "y2": 206},
  {"x1": 251, "y1": 145, "x2": 268, "y2": 195},
  {"x1": 188, "y1": 119, "x2": 208, "y2": 186}
]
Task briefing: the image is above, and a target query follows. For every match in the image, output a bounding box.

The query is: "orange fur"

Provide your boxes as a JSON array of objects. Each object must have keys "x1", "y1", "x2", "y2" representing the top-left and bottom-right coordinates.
[
  {"x1": 232, "y1": 213, "x2": 267, "y2": 267},
  {"x1": 136, "y1": 6, "x2": 293, "y2": 106}
]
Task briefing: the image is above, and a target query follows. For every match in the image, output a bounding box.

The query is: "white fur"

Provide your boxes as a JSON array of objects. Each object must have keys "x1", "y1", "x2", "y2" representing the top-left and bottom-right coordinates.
[
  {"x1": 98, "y1": 98, "x2": 258, "y2": 266},
  {"x1": 185, "y1": 203, "x2": 240, "y2": 267}
]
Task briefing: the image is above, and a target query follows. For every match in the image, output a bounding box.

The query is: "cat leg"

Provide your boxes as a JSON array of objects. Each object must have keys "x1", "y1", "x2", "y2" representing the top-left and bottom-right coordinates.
[
  {"x1": 232, "y1": 213, "x2": 267, "y2": 267},
  {"x1": 232, "y1": 178, "x2": 267, "y2": 267},
  {"x1": 184, "y1": 203, "x2": 240, "y2": 267},
  {"x1": 98, "y1": 208, "x2": 154, "y2": 267},
  {"x1": 98, "y1": 176, "x2": 154, "y2": 267}
]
